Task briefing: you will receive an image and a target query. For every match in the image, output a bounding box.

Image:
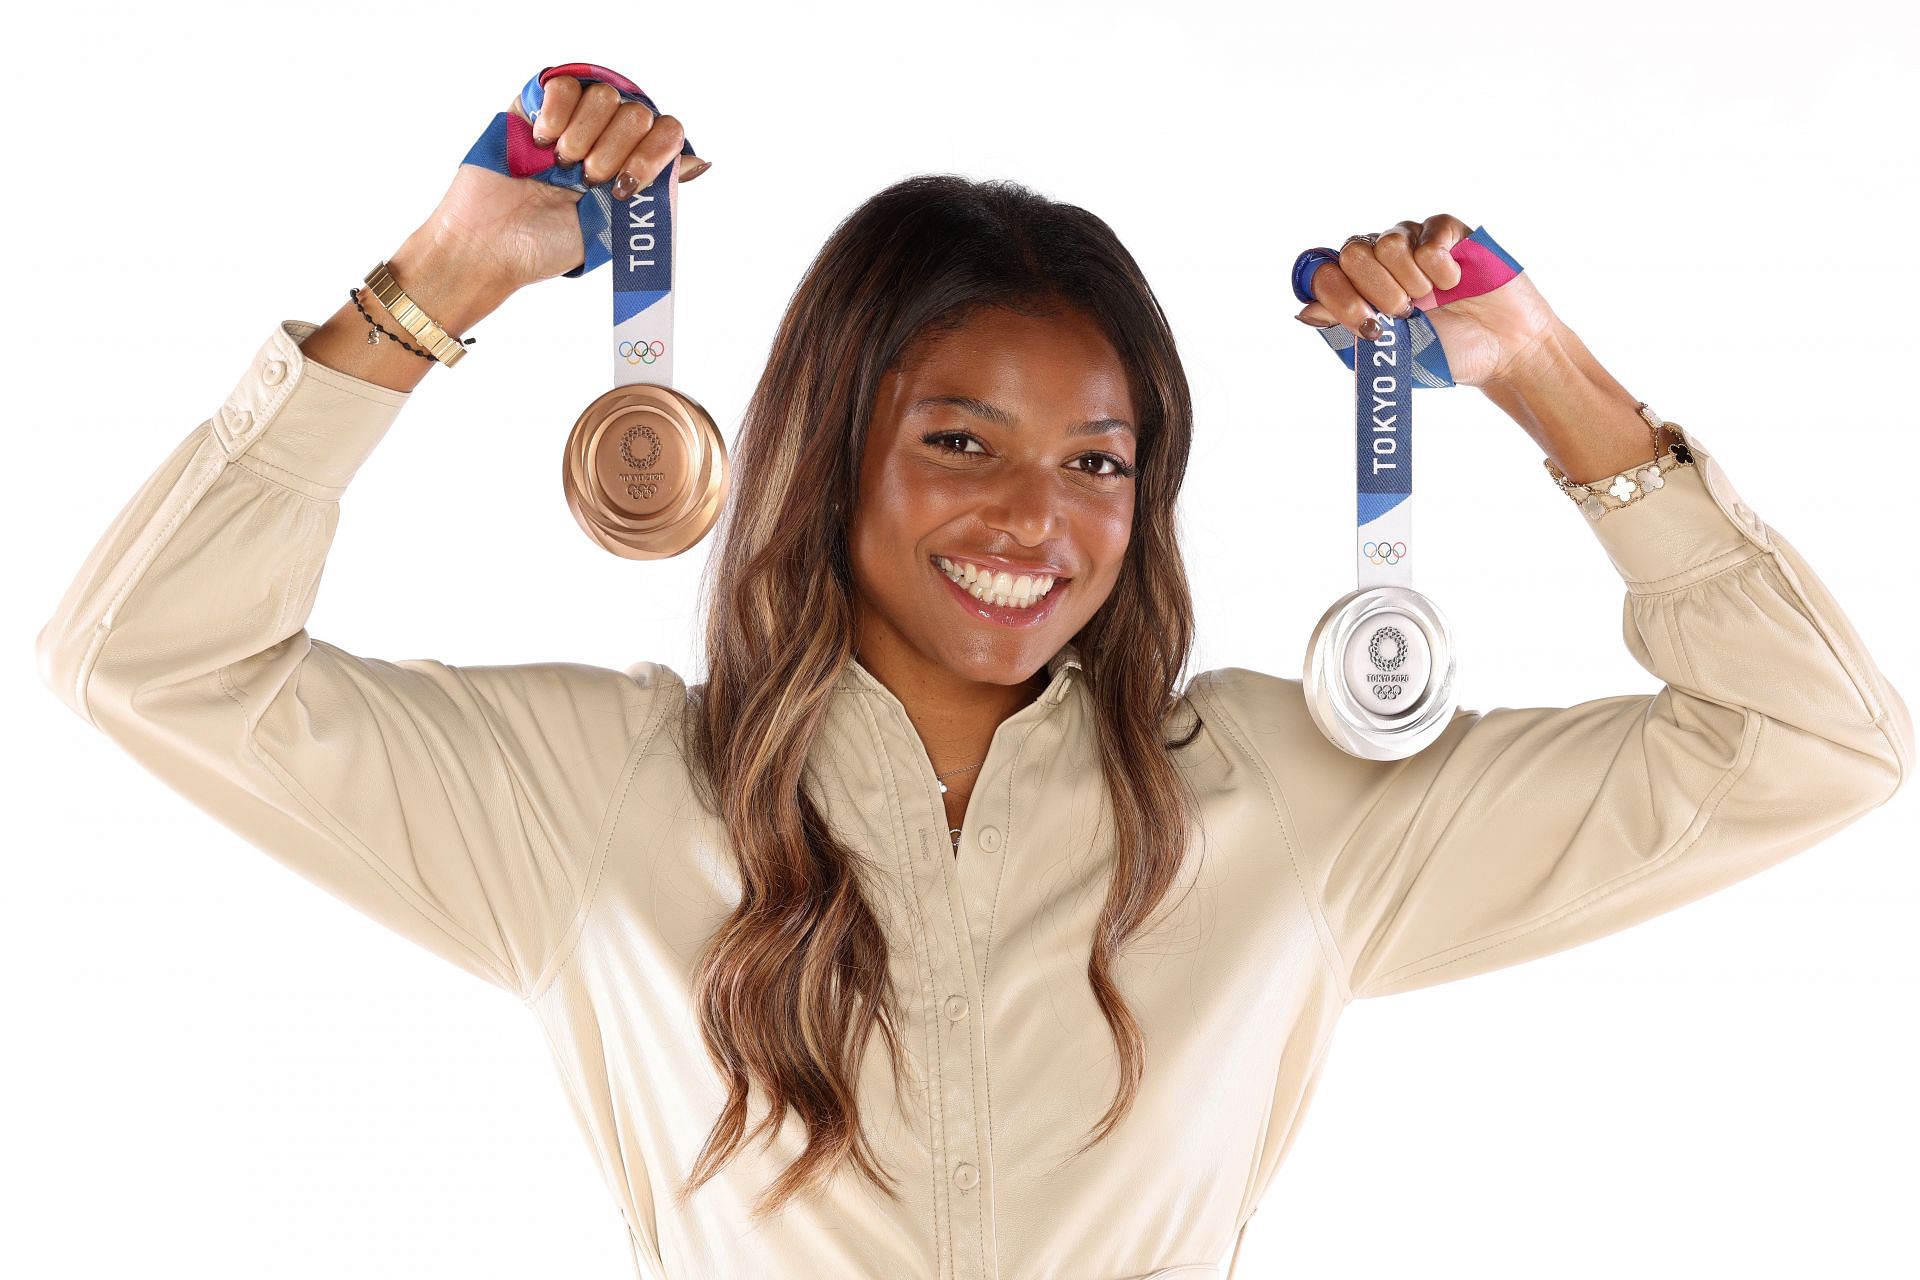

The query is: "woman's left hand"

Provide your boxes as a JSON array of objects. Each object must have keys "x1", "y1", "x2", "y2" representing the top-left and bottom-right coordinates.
[{"x1": 1294, "y1": 213, "x2": 1559, "y2": 389}]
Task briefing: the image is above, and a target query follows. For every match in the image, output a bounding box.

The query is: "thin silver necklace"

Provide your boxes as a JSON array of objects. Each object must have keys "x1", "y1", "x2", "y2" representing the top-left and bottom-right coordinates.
[
  {"x1": 936, "y1": 759, "x2": 983, "y2": 851},
  {"x1": 932, "y1": 673, "x2": 1043, "y2": 849},
  {"x1": 934, "y1": 759, "x2": 983, "y2": 794}
]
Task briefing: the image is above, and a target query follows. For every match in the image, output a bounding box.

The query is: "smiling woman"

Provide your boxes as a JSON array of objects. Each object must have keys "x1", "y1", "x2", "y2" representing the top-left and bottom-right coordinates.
[
  {"x1": 34, "y1": 104, "x2": 1911, "y2": 1280},
  {"x1": 855, "y1": 304, "x2": 1135, "y2": 671},
  {"x1": 681, "y1": 173, "x2": 1215, "y2": 1226}
]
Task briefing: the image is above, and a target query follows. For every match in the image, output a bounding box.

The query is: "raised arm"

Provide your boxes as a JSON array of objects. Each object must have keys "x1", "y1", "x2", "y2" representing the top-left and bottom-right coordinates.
[
  {"x1": 1240, "y1": 426, "x2": 1912, "y2": 1000},
  {"x1": 35, "y1": 72, "x2": 704, "y2": 1000},
  {"x1": 30, "y1": 285, "x2": 683, "y2": 999},
  {"x1": 1229, "y1": 216, "x2": 1916, "y2": 1000}
]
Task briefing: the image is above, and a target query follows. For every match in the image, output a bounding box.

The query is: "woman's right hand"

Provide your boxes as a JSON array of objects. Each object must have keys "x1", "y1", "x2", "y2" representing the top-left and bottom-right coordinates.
[{"x1": 418, "y1": 74, "x2": 710, "y2": 295}]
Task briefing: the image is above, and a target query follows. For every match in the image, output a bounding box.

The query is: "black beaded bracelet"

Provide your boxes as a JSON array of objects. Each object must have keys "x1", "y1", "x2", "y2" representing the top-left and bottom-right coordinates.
[{"x1": 349, "y1": 286, "x2": 477, "y2": 362}]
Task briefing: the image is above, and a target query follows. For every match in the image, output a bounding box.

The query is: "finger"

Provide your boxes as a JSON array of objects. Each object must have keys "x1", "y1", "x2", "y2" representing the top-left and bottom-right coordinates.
[
  {"x1": 530, "y1": 75, "x2": 582, "y2": 149},
  {"x1": 553, "y1": 79, "x2": 622, "y2": 167},
  {"x1": 1414, "y1": 213, "x2": 1471, "y2": 292},
  {"x1": 1374, "y1": 221, "x2": 1437, "y2": 312},
  {"x1": 582, "y1": 99, "x2": 656, "y2": 188},
  {"x1": 1293, "y1": 264, "x2": 1351, "y2": 328},
  {"x1": 611, "y1": 113, "x2": 689, "y2": 200},
  {"x1": 1294, "y1": 297, "x2": 1341, "y2": 328},
  {"x1": 1299, "y1": 261, "x2": 1382, "y2": 341},
  {"x1": 1338, "y1": 236, "x2": 1412, "y2": 322}
]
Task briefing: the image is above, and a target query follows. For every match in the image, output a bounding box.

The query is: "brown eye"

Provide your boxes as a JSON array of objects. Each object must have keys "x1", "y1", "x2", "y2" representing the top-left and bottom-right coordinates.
[
  {"x1": 1079, "y1": 452, "x2": 1137, "y2": 480},
  {"x1": 923, "y1": 431, "x2": 985, "y2": 456}
]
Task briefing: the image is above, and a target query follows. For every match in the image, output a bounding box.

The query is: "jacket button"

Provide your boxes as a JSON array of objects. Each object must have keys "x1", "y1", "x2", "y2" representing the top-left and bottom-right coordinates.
[
  {"x1": 952, "y1": 1162, "x2": 978, "y2": 1190},
  {"x1": 944, "y1": 995, "x2": 968, "y2": 1021},
  {"x1": 978, "y1": 825, "x2": 1001, "y2": 852},
  {"x1": 261, "y1": 359, "x2": 287, "y2": 386}
]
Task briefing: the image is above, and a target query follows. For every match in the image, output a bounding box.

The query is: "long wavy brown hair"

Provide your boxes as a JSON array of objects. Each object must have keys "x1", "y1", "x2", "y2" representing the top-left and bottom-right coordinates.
[{"x1": 677, "y1": 173, "x2": 1205, "y2": 1221}]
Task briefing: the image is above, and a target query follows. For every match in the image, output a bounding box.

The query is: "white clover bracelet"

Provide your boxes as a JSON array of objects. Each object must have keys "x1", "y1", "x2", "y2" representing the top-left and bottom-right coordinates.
[{"x1": 1543, "y1": 403, "x2": 1696, "y2": 522}]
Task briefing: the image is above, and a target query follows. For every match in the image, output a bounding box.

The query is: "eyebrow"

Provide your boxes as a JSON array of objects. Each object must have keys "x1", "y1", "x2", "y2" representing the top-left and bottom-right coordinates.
[{"x1": 908, "y1": 394, "x2": 1136, "y2": 440}]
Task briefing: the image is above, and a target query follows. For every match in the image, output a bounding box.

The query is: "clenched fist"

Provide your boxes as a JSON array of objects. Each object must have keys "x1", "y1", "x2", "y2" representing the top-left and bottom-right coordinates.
[
  {"x1": 1294, "y1": 214, "x2": 1557, "y2": 389},
  {"x1": 424, "y1": 73, "x2": 711, "y2": 293}
]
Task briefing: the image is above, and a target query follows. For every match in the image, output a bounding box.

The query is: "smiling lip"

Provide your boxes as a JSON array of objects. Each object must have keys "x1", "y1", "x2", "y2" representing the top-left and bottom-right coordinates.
[
  {"x1": 933, "y1": 558, "x2": 1069, "y2": 629},
  {"x1": 930, "y1": 553, "x2": 1071, "y2": 580}
]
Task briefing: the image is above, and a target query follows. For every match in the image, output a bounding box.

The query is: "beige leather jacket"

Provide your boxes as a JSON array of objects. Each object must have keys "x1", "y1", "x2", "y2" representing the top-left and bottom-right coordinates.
[{"x1": 36, "y1": 319, "x2": 1913, "y2": 1280}]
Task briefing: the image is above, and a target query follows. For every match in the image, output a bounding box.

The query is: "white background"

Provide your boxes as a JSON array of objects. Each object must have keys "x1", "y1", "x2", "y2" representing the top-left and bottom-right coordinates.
[{"x1": 5, "y1": 2, "x2": 1915, "y2": 1277}]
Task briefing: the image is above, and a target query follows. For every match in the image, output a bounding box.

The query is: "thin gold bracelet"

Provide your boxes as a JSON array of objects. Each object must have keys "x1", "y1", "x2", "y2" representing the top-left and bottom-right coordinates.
[{"x1": 1543, "y1": 403, "x2": 1695, "y2": 522}]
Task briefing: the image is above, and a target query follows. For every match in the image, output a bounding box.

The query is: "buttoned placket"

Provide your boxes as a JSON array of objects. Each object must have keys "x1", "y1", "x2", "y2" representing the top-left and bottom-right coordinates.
[{"x1": 838, "y1": 650, "x2": 1080, "y2": 1280}]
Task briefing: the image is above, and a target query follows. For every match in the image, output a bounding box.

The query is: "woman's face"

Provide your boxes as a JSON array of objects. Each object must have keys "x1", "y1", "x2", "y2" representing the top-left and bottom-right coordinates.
[{"x1": 849, "y1": 302, "x2": 1138, "y2": 691}]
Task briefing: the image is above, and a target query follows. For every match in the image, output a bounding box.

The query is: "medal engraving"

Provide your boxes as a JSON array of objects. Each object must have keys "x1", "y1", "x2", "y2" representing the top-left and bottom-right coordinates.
[
  {"x1": 563, "y1": 383, "x2": 728, "y2": 560},
  {"x1": 1342, "y1": 615, "x2": 1431, "y2": 711},
  {"x1": 1306, "y1": 585, "x2": 1456, "y2": 757}
]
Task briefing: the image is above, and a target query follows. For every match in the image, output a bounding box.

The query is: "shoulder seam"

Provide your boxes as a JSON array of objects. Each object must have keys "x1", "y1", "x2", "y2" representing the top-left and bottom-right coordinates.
[
  {"x1": 215, "y1": 660, "x2": 520, "y2": 994},
  {"x1": 1364, "y1": 707, "x2": 1764, "y2": 995},
  {"x1": 524, "y1": 669, "x2": 682, "y2": 1005},
  {"x1": 1190, "y1": 671, "x2": 1354, "y2": 1004}
]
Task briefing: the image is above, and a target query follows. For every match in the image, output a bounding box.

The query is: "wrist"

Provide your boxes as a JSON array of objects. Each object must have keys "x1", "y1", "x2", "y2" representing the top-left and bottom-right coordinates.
[
  {"x1": 381, "y1": 225, "x2": 519, "y2": 337},
  {"x1": 296, "y1": 230, "x2": 514, "y2": 395},
  {"x1": 1484, "y1": 316, "x2": 1588, "y2": 403},
  {"x1": 1482, "y1": 321, "x2": 1660, "y2": 483}
]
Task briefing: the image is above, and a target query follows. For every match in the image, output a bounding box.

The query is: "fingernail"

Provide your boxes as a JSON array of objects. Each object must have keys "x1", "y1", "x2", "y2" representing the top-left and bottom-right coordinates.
[
  {"x1": 612, "y1": 173, "x2": 635, "y2": 200},
  {"x1": 1359, "y1": 316, "x2": 1382, "y2": 341},
  {"x1": 532, "y1": 134, "x2": 554, "y2": 150}
]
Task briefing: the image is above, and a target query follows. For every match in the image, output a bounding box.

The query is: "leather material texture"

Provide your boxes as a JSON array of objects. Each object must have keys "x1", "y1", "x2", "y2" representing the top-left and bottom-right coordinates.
[{"x1": 36, "y1": 319, "x2": 1913, "y2": 1279}]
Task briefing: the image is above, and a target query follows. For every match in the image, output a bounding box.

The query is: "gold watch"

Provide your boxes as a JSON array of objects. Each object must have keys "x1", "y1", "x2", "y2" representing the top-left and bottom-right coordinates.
[{"x1": 363, "y1": 260, "x2": 470, "y2": 367}]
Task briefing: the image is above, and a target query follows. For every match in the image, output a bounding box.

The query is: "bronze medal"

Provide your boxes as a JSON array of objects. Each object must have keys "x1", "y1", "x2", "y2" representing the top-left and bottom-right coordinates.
[
  {"x1": 560, "y1": 144, "x2": 729, "y2": 558},
  {"x1": 563, "y1": 381, "x2": 727, "y2": 559}
]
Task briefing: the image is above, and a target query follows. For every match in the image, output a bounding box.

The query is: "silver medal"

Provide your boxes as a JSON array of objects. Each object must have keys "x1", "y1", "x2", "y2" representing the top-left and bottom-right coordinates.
[{"x1": 1303, "y1": 310, "x2": 1459, "y2": 759}]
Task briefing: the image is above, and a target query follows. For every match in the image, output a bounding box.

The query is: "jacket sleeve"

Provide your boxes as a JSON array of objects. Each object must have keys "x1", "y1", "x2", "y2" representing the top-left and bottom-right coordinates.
[
  {"x1": 34, "y1": 318, "x2": 678, "y2": 1000},
  {"x1": 1208, "y1": 428, "x2": 1912, "y2": 1002}
]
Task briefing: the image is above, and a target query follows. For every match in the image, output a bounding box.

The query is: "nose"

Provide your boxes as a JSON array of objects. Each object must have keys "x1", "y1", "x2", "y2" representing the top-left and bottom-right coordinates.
[{"x1": 977, "y1": 471, "x2": 1063, "y2": 547}]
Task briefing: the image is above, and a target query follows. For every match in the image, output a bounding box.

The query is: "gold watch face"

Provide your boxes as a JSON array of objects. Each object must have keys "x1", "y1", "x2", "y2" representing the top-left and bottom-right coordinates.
[{"x1": 561, "y1": 383, "x2": 730, "y2": 560}]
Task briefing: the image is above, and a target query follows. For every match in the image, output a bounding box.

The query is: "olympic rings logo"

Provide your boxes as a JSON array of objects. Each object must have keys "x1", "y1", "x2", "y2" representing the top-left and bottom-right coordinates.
[
  {"x1": 620, "y1": 339, "x2": 666, "y2": 365},
  {"x1": 1363, "y1": 540, "x2": 1407, "y2": 565}
]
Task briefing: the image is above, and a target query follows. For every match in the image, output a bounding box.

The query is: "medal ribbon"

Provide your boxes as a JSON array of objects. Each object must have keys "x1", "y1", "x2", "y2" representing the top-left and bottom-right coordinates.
[
  {"x1": 461, "y1": 62, "x2": 698, "y2": 389},
  {"x1": 1352, "y1": 310, "x2": 1416, "y2": 591},
  {"x1": 1290, "y1": 227, "x2": 1525, "y2": 593}
]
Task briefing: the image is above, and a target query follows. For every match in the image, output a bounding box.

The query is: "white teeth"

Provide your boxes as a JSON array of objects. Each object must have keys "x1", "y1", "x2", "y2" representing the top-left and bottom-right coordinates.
[{"x1": 936, "y1": 557, "x2": 1057, "y2": 609}]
